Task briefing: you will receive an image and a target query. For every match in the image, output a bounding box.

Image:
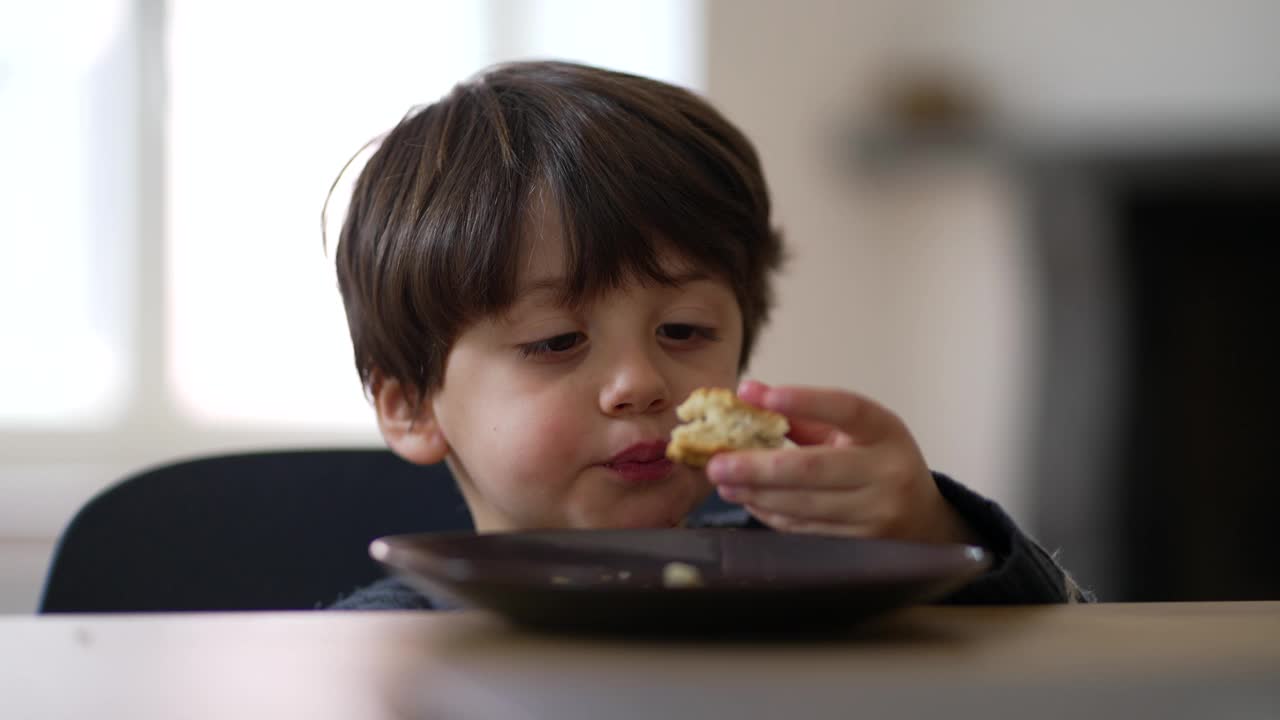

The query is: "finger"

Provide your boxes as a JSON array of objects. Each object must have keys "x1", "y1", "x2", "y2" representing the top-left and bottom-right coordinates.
[
  {"x1": 737, "y1": 379, "x2": 848, "y2": 446},
  {"x1": 735, "y1": 378, "x2": 769, "y2": 404},
  {"x1": 755, "y1": 385, "x2": 898, "y2": 445},
  {"x1": 785, "y1": 416, "x2": 852, "y2": 446},
  {"x1": 718, "y1": 484, "x2": 867, "y2": 524},
  {"x1": 706, "y1": 446, "x2": 874, "y2": 489},
  {"x1": 744, "y1": 504, "x2": 877, "y2": 538}
]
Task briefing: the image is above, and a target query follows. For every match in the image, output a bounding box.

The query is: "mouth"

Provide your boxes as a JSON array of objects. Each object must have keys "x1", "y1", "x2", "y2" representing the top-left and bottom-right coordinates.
[{"x1": 603, "y1": 440, "x2": 674, "y2": 483}]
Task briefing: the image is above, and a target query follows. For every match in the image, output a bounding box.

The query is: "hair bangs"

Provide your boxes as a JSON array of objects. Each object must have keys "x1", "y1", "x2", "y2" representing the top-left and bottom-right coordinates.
[{"x1": 530, "y1": 92, "x2": 768, "y2": 313}]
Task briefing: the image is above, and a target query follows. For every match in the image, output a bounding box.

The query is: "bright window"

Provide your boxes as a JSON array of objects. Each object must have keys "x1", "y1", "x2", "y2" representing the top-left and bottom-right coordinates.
[
  {"x1": 0, "y1": 0, "x2": 135, "y2": 426},
  {"x1": 165, "y1": 0, "x2": 493, "y2": 428},
  {"x1": 1, "y1": 0, "x2": 703, "y2": 431},
  {"x1": 165, "y1": 0, "x2": 703, "y2": 429}
]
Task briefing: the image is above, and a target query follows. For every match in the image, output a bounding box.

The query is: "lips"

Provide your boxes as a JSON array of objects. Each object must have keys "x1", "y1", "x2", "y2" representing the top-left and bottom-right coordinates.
[
  {"x1": 604, "y1": 440, "x2": 673, "y2": 483},
  {"x1": 607, "y1": 440, "x2": 668, "y2": 465}
]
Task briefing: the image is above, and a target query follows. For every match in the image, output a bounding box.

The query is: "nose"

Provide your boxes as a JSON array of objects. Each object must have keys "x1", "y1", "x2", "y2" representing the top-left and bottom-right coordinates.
[{"x1": 598, "y1": 347, "x2": 671, "y2": 417}]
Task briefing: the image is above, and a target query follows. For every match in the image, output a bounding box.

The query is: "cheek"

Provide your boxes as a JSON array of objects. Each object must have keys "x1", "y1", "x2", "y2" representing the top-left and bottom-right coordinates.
[
  {"x1": 477, "y1": 395, "x2": 589, "y2": 480},
  {"x1": 437, "y1": 352, "x2": 590, "y2": 486}
]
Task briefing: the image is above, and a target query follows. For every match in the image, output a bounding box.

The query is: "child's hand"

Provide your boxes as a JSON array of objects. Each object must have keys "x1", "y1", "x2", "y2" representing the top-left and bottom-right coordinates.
[{"x1": 706, "y1": 379, "x2": 979, "y2": 545}]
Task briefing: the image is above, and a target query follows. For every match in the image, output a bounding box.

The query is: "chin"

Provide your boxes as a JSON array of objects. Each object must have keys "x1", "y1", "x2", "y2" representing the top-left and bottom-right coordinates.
[
  {"x1": 565, "y1": 473, "x2": 710, "y2": 530},
  {"x1": 604, "y1": 512, "x2": 684, "y2": 530},
  {"x1": 594, "y1": 492, "x2": 703, "y2": 530}
]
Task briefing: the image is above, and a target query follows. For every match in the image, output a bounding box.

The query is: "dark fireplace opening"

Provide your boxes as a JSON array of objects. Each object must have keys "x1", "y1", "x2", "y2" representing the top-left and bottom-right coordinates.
[{"x1": 1031, "y1": 149, "x2": 1280, "y2": 602}]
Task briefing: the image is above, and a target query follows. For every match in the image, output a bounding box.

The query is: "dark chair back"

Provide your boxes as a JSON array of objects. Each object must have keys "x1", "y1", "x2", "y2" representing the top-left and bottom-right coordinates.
[{"x1": 39, "y1": 449, "x2": 470, "y2": 613}]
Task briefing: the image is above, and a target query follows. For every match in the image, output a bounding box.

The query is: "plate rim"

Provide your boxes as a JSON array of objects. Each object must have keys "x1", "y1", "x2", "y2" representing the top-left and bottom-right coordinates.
[{"x1": 370, "y1": 528, "x2": 992, "y2": 592}]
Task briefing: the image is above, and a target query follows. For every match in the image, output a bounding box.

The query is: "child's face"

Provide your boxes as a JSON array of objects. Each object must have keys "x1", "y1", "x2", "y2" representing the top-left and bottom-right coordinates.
[{"x1": 425, "y1": 216, "x2": 744, "y2": 531}]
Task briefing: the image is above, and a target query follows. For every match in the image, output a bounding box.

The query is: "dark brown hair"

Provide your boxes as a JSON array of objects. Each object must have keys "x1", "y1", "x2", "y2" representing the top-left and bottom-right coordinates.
[{"x1": 330, "y1": 61, "x2": 784, "y2": 403}]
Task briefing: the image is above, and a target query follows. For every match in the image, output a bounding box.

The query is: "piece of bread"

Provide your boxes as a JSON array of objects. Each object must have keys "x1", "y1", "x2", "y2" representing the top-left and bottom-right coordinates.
[{"x1": 666, "y1": 387, "x2": 790, "y2": 468}]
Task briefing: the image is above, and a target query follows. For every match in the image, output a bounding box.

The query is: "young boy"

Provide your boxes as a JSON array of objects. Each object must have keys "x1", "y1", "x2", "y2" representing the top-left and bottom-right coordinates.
[{"x1": 328, "y1": 60, "x2": 1089, "y2": 609}]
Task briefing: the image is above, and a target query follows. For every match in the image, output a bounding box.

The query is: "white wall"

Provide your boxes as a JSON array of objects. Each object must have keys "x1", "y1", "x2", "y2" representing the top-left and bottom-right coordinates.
[
  {"x1": 702, "y1": 0, "x2": 1280, "y2": 533},
  {"x1": 704, "y1": 0, "x2": 1038, "y2": 521}
]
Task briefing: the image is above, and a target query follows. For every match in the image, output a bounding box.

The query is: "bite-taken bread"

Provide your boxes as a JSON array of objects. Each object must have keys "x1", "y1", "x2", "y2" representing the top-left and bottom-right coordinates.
[{"x1": 666, "y1": 387, "x2": 791, "y2": 468}]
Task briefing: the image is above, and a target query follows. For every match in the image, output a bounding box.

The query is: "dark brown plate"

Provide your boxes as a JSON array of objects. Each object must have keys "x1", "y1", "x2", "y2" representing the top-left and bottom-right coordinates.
[{"x1": 371, "y1": 529, "x2": 989, "y2": 633}]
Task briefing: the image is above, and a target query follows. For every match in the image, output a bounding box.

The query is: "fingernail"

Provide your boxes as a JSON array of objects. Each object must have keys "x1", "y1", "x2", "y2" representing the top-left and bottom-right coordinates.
[
  {"x1": 718, "y1": 485, "x2": 745, "y2": 501},
  {"x1": 737, "y1": 378, "x2": 765, "y2": 396}
]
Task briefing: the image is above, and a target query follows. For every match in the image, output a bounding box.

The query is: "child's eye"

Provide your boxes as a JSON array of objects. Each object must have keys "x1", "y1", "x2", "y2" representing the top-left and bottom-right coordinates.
[
  {"x1": 518, "y1": 332, "x2": 586, "y2": 358},
  {"x1": 658, "y1": 324, "x2": 718, "y2": 343}
]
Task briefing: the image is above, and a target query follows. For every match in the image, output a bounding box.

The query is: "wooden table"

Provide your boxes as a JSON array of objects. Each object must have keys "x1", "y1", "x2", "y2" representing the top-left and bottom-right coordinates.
[{"x1": 2, "y1": 603, "x2": 1277, "y2": 719}]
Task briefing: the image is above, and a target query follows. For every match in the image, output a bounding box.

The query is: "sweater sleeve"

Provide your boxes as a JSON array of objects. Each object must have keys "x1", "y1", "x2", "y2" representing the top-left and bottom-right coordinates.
[
  {"x1": 328, "y1": 575, "x2": 435, "y2": 611},
  {"x1": 933, "y1": 473, "x2": 1094, "y2": 604}
]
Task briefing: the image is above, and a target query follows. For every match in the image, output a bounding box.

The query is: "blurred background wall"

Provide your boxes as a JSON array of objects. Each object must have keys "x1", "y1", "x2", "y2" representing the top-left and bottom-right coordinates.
[{"x1": 2, "y1": 0, "x2": 1277, "y2": 612}]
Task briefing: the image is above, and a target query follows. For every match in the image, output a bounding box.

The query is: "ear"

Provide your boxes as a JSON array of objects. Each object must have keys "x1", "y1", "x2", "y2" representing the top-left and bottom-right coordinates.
[{"x1": 373, "y1": 376, "x2": 449, "y2": 465}]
